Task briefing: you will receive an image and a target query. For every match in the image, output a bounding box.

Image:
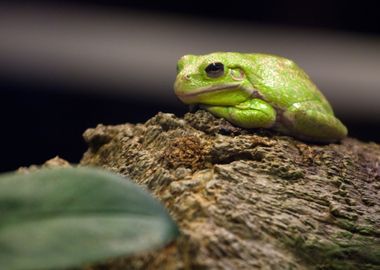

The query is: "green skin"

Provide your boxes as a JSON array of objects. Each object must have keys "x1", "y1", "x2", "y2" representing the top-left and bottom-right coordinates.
[{"x1": 174, "y1": 52, "x2": 347, "y2": 142}]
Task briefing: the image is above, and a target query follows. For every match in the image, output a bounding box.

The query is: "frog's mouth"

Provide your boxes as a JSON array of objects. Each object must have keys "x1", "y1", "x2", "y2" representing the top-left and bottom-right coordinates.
[{"x1": 175, "y1": 83, "x2": 242, "y2": 99}]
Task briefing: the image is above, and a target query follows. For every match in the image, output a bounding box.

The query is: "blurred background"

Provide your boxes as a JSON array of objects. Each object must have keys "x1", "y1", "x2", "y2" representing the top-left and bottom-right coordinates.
[{"x1": 0, "y1": 1, "x2": 379, "y2": 172}]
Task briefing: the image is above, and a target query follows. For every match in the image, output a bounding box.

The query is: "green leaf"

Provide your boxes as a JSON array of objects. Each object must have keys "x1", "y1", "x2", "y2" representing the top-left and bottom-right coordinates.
[{"x1": 0, "y1": 167, "x2": 179, "y2": 270}]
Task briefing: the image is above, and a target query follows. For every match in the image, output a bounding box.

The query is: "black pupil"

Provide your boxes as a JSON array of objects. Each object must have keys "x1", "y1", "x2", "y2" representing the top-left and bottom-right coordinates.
[{"x1": 205, "y1": 62, "x2": 224, "y2": 77}]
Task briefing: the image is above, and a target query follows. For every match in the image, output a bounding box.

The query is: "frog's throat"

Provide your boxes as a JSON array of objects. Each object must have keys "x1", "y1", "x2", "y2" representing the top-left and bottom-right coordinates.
[{"x1": 176, "y1": 83, "x2": 247, "y2": 98}]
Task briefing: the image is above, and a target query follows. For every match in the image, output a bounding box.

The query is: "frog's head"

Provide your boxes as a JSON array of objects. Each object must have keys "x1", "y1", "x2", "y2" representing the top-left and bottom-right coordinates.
[{"x1": 174, "y1": 52, "x2": 254, "y2": 106}]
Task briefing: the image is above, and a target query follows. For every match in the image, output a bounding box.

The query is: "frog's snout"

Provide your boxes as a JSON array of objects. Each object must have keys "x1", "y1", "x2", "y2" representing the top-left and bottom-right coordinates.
[
  {"x1": 174, "y1": 74, "x2": 194, "y2": 105},
  {"x1": 173, "y1": 75, "x2": 186, "y2": 93},
  {"x1": 174, "y1": 72, "x2": 191, "y2": 91},
  {"x1": 181, "y1": 74, "x2": 191, "y2": 81}
]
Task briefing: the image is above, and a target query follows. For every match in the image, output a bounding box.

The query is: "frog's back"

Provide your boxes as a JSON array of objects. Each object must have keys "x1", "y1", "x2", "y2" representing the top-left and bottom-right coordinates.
[{"x1": 244, "y1": 53, "x2": 333, "y2": 113}]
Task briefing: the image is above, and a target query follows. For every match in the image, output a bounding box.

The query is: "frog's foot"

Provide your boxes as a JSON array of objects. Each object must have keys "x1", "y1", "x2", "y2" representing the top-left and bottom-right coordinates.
[
  {"x1": 202, "y1": 99, "x2": 276, "y2": 129},
  {"x1": 281, "y1": 101, "x2": 348, "y2": 142}
]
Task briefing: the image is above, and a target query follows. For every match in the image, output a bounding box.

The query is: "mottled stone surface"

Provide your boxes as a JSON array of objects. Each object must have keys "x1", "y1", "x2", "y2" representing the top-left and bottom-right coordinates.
[{"x1": 81, "y1": 110, "x2": 380, "y2": 270}]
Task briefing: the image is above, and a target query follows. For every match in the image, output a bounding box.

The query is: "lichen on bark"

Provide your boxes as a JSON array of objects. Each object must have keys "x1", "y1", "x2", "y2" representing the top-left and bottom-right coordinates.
[{"x1": 80, "y1": 110, "x2": 380, "y2": 270}]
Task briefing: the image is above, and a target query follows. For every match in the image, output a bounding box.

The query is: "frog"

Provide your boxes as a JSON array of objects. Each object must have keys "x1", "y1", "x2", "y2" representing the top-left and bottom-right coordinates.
[{"x1": 174, "y1": 52, "x2": 347, "y2": 142}]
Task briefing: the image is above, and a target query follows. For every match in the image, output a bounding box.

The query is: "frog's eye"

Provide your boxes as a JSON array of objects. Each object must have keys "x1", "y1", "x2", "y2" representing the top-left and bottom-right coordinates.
[{"x1": 205, "y1": 62, "x2": 224, "y2": 78}]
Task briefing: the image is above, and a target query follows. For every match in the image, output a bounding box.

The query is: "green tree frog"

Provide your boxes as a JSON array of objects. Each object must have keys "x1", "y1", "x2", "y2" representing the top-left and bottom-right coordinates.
[{"x1": 174, "y1": 52, "x2": 347, "y2": 142}]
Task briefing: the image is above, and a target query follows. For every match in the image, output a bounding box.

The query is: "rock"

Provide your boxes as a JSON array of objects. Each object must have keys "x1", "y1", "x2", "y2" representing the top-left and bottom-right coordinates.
[
  {"x1": 81, "y1": 110, "x2": 380, "y2": 270},
  {"x1": 17, "y1": 156, "x2": 71, "y2": 174}
]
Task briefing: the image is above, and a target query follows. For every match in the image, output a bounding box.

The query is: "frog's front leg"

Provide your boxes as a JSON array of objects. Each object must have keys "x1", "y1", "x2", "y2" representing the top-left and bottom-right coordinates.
[
  {"x1": 202, "y1": 98, "x2": 276, "y2": 129},
  {"x1": 281, "y1": 101, "x2": 347, "y2": 142}
]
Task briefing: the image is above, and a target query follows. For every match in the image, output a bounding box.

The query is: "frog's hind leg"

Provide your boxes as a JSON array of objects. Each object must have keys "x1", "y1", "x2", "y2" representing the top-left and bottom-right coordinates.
[{"x1": 281, "y1": 101, "x2": 347, "y2": 143}]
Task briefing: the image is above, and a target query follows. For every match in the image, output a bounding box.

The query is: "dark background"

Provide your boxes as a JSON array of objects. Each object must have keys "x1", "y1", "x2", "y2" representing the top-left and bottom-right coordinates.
[{"x1": 1, "y1": 1, "x2": 379, "y2": 172}]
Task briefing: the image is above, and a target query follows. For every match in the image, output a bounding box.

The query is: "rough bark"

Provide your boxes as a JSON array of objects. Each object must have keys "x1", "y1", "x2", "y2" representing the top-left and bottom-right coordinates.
[{"x1": 80, "y1": 110, "x2": 380, "y2": 270}]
